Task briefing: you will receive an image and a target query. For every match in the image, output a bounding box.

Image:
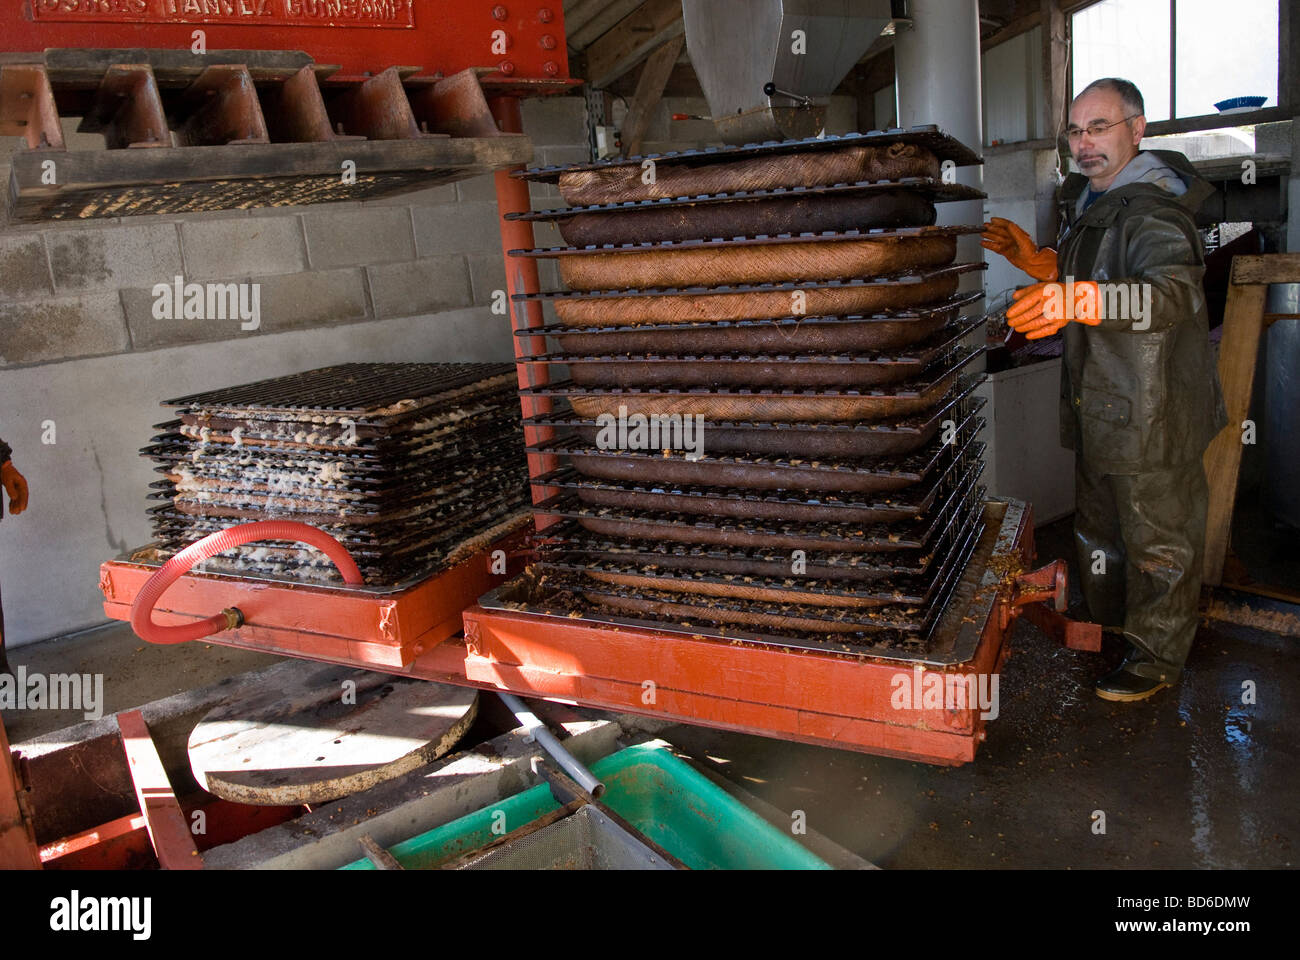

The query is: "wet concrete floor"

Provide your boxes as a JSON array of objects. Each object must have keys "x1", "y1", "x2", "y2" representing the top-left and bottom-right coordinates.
[{"x1": 656, "y1": 517, "x2": 1297, "y2": 868}]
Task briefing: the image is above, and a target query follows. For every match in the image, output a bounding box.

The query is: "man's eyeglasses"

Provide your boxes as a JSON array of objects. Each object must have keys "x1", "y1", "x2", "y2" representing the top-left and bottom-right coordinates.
[{"x1": 1064, "y1": 115, "x2": 1142, "y2": 142}]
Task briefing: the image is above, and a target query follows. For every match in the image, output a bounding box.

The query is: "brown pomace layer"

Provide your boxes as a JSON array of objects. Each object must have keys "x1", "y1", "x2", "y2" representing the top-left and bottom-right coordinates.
[{"x1": 558, "y1": 143, "x2": 942, "y2": 206}]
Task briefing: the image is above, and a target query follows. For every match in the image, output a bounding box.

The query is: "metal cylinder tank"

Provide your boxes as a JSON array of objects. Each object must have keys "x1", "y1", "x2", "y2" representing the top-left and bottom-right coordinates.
[{"x1": 892, "y1": 0, "x2": 984, "y2": 278}]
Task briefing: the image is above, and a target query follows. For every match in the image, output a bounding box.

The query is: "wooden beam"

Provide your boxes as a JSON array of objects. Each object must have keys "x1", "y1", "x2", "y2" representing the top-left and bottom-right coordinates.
[
  {"x1": 981, "y1": 9, "x2": 1041, "y2": 52},
  {"x1": 1143, "y1": 106, "x2": 1289, "y2": 137},
  {"x1": 1230, "y1": 252, "x2": 1300, "y2": 285},
  {"x1": 567, "y1": 0, "x2": 650, "y2": 51},
  {"x1": 585, "y1": 0, "x2": 684, "y2": 90},
  {"x1": 117, "y1": 710, "x2": 204, "y2": 870},
  {"x1": 621, "y1": 33, "x2": 685, "y2": 157},
  {"x1": 1040, "y1": 0, "x2": 1069, "y2": 141}
]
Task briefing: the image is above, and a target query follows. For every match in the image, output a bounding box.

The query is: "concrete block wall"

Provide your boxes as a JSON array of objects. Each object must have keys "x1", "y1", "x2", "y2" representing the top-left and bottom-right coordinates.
[
  {"x1": 980, "y1": 144, "x2": 1062, "y2": 313},
  {"x1": 0, "y1": 97, "x2": 586, "y2": 645}
]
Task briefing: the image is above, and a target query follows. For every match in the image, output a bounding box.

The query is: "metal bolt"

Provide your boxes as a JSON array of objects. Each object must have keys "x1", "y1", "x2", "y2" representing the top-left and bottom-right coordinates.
[
  {"x1": 499, "y1": 61, "x2": 516, "y2": 76},
  {"x1": 543, "y1": 61, "x2": 558, "y2": 76},
  {"x1": 538, "y1": 7, "x2": 553, "y2": 22},
  {"x1": 493, "y1": 5, "x2": 508, "y2": 19},
  {"x1": 539, "y1": 33, "x2": 556, "y2": 49}
]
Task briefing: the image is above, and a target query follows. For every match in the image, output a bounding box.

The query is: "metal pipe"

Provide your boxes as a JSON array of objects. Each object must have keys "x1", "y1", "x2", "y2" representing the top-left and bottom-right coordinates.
[{"x1": 497, "y1": 692, "x2": 605, "y2": 797}]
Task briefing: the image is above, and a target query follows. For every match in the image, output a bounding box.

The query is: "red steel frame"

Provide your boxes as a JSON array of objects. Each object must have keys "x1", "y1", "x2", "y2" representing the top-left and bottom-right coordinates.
[
  {"x1": 2, "y1": 2, "x2": 570, "y2": 81},
  {"x1": 98, "y1": 528, "x2": 532, "y2": 667},
  {"x1": 0, "y1": 716, "x2": 42, "y2": 869},
  {"x1": 92, "y1": 502, "x2": 1066, "y2": 767},
  {"x1": 459, "y1": 502, "x2": 1041, "y2": 766}
]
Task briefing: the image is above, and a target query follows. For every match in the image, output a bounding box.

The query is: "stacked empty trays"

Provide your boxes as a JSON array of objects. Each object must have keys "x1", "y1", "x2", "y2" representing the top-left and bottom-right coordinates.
[
  {"x1": 504, "y1": 129, "x2": 992, "y2": 655},
  {"x1": 143, "y1": 362, "x2": 531, "y2": 587}
]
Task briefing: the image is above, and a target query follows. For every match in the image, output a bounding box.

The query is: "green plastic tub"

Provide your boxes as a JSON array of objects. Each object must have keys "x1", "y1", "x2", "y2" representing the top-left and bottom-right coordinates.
[{"x1": 342, "y1": 741, "x2": 830, "y2": 870}]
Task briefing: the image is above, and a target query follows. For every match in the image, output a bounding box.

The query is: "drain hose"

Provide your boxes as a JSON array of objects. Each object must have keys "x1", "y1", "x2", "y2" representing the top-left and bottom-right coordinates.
[{"x1": 130, "y1": 521, "x2": 364, "y2": 645}]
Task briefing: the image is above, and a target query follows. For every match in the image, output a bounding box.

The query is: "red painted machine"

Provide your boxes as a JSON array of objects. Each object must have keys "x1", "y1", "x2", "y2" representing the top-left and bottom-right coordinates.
[{"x1": 0, "y1": 9, "x2": 1102, "y2": 879}]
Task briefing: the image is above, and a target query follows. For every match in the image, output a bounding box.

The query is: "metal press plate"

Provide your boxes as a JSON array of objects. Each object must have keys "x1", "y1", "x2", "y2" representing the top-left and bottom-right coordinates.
[
  {"x1": 512, "y1": 127, "x2": 984, "y2": 182},
  {"x1": 504, "y1": 178, "x2": 985, "y2": 222},
  {"x1": 477, "y1": 500, "x2": 1019, "y2": 665}
]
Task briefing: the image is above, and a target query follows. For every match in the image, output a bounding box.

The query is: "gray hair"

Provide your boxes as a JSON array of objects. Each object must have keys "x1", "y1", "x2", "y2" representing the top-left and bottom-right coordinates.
[{"x1": 1075, "y1": 77, "x2": 1145, "y2": 118}]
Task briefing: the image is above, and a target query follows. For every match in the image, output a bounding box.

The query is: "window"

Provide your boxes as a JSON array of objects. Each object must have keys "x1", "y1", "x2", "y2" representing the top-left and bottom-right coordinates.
[{"x1": 1071, "y1": 0, "x2": 1278, "y2": 121}]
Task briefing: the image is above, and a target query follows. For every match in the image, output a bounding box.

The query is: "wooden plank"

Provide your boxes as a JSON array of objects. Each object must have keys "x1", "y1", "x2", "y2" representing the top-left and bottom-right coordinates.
[
  {"x1": 621, "y1": 33, "x2": 685, "y2": 157},
  {"x1": 1231, "y1": 253, "x2": 1300, "y2": 285},
  {"x1": 1202, "y1": 282, "x2": 1269, "y2": 586},
  {"x1": 12, "y1": 134, "x2": 526, "y2": 189},
  {"x1": 116, "y1": 710, "x2": 204, "y2": 870},
  {"x1": 8, "y1": 135, "x2": 531, "y2": 221},
  {"x1": 584, "y1": 0, "x2": 684, "y2": 89}
]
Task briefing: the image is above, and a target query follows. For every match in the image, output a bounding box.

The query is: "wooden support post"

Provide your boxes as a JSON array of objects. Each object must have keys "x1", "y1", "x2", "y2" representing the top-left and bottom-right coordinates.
[
  {"x1": 1201, "y1": 253, "x2": 1300, "y2": 586},
  {"x1": 620, "y1": 33, "x2": 685, "y2": 157},
  {"x1": 1040, "y1": 0, "x2": 1068, "y2": 142},
  {"x1": 117, "y1": 710, "x2": 203, "y2": 870}
]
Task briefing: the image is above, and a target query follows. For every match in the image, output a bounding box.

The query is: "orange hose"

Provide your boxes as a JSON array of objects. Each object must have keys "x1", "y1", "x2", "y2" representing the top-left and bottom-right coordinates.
[{"x1": 130, "y1": 521, "x2": 363, "y2": 645}]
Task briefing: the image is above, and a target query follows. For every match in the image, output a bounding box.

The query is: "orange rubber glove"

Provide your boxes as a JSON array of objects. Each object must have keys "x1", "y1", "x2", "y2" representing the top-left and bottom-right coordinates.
[
  {"x1": 981, "y1": 218, "x2": 1059, "y2": 282},
  {"x1": 1006, "y1": 280, "x2": 1103, "y2": 340},
  {"x1": 1, "y1": 461, "x2": 28, "y2": 515}
]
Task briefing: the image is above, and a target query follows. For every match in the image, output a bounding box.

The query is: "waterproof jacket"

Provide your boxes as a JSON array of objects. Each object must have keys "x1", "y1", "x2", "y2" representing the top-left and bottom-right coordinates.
[{"x1": 1056, "y1": 149, "x2": 1227, "y2": 474}]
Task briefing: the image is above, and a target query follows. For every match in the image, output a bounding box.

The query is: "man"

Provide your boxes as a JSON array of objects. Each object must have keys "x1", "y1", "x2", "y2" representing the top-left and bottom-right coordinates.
[
  {"x1": 0, "y1": 437, "x2": 29, "y2": 677},
  {"x1": 982, "y1": 77, "x2": 1226, "y2": 702}
]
